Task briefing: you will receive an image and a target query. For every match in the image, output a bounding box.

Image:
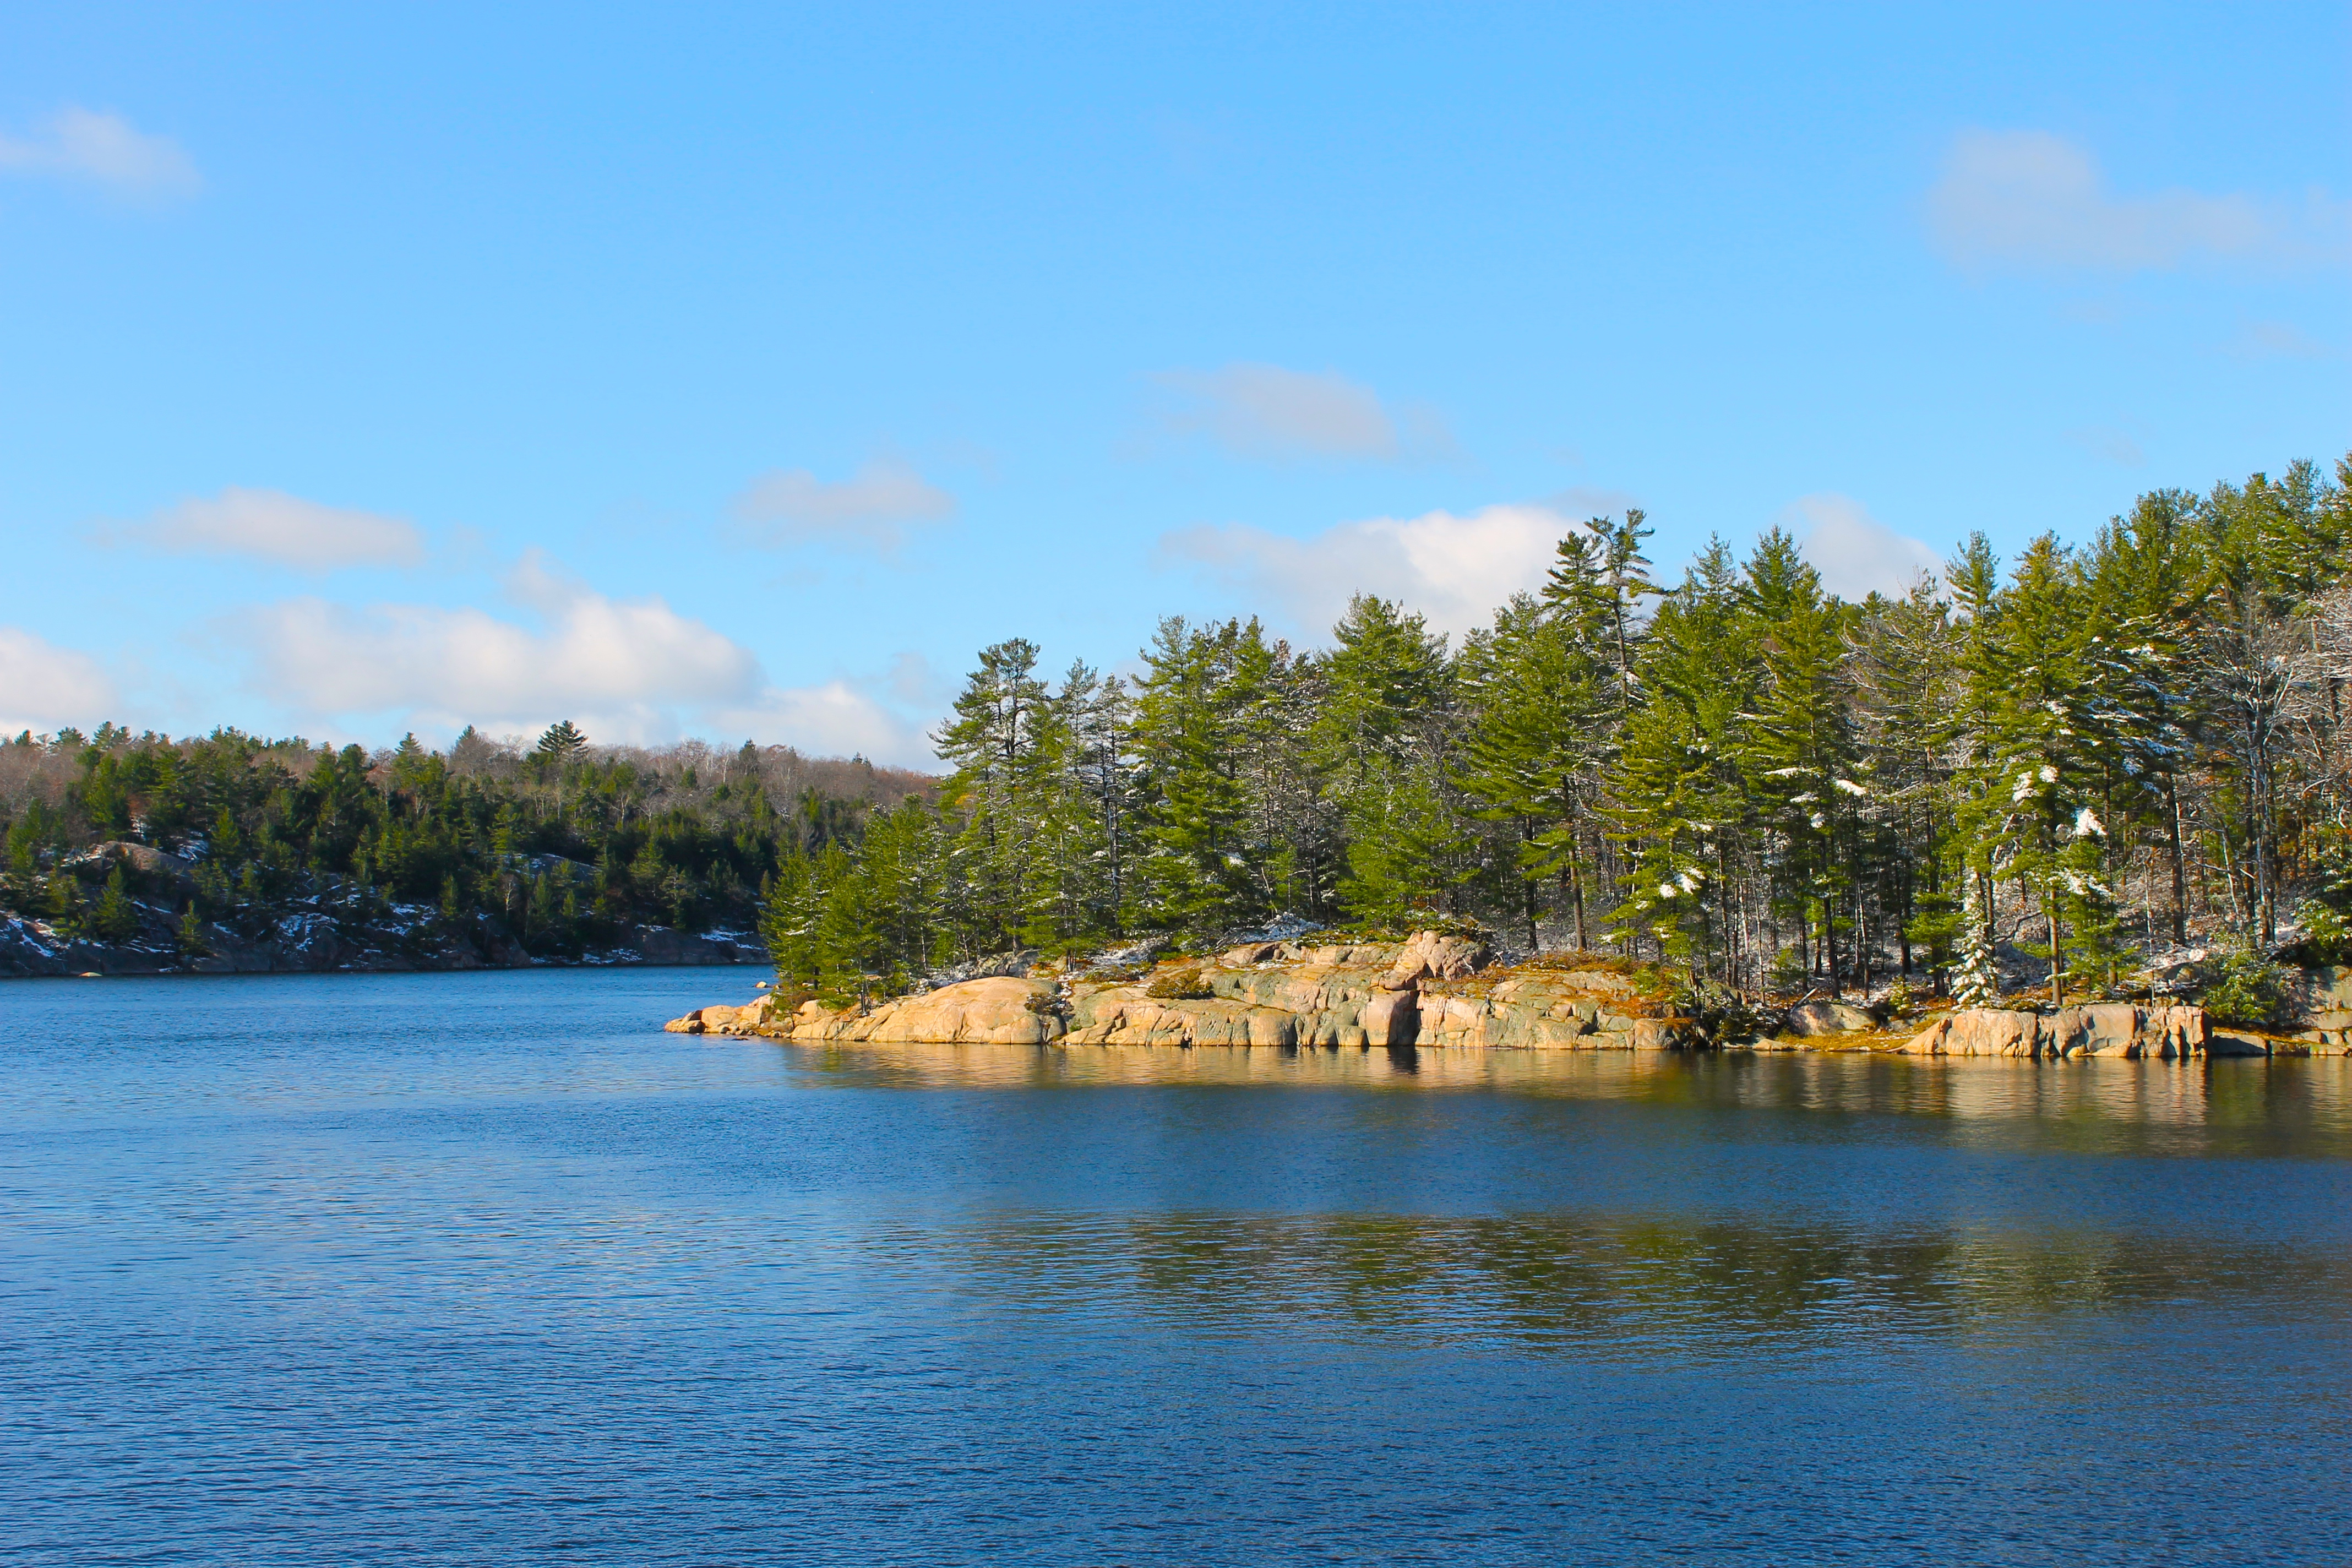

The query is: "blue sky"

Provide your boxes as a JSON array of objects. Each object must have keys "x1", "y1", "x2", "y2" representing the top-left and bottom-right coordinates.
[{"x1": 2, "y1": 3, "x2": 2345, "y2": 764}]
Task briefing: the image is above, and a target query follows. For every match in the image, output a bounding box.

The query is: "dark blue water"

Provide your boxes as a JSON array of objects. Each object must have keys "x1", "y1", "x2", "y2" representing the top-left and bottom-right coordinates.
[{"x1": 4, "y1": 970, "x2": 2349, "y2": 1565}]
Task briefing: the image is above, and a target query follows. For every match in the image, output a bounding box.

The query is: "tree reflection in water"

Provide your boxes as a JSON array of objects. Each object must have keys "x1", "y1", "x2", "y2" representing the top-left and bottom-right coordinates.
[
  {"x1": 781, "y1": 1041, "x2": 2352, "y2": 1160},
  {"x1": 867, "y1": 1210, "x2": 2348, "y2": 1360}
]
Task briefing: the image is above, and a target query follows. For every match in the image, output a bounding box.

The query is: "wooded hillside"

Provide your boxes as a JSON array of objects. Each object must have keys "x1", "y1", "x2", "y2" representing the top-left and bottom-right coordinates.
[{"x1": 767, "y1": 455, "x2": 2352, "y2": 1012}]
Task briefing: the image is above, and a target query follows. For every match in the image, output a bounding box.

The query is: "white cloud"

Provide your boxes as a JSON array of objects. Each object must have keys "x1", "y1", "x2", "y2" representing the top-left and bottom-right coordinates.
[
  {"x1": 220, "y1": 551, "x2": 935, "y2": 761},
  {"x1": 709, "y1": 681, "x2": 933, "y2": 766},
  {"x1": 1788, "y1": 494, "x2": 1941, "y2": 602},
  {"x1": 1159, "y1": 503, "x2": 1575, "y2": 643},
  {"x1": 111, "y1": 487, "x2": 426, "y2": 571},
  {"x1": 0, "y1": 107, "x2": 202, "y2": 203},
  {"x1": 228, "y1": 556, "x2": 761, "y2": 742},
  {"x1": 1928, "y1": 129, "x2": 2344, "y2": 273},
  {"x1": 731, "y1": 456, "x2": 956, "y2": 552},
  {"x1": 1150, "y1": 362, "x2": 1456, "y2": 462},
  {"x1": 0, "y1": 627, "x2": 120, "y2": 733}
]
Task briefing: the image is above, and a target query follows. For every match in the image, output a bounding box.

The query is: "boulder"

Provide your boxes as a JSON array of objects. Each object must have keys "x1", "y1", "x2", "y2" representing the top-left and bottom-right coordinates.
[
  {"x1": 1382, "y1": 929, "x2": 1491, "y2": 986},
  {"x1": 1899, "y1": 1008, "x2": 2041, "y2": 1056},
  {"x1": 812, "y1": 977, "x2": 1063, "y2": 1044},
  {"x1": 1783, "y1": 1000, "x2": 1878, "y2": 1036},
  {"x1": 70, "y1": 842, "x2": 195, "y2": 886}
]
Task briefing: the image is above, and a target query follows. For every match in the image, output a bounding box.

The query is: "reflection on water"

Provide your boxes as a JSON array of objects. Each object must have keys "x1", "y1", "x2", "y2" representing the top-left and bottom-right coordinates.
[
  {"x1": 779, "y1": 1039, "x2": 2352, "y2": 1158},
  {"x1": 2, "y1": 971, "x2": 2347, "y2": 1565},
  {"x1": 878, "y1": 1210, "x2": 2349, "y2": 1359}
]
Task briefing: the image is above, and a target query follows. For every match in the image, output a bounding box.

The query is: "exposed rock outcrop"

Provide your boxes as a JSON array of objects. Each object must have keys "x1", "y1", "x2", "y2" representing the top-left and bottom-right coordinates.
[
  {"x1": 1415, "y1": 972, "x2": 1694, "y2": 1049},
  {"x1": 680, "y1": 934, "x2": 1706, "y2": 1051},
  {"x1": 673, "y1": 977, "x2": 1063, "y2": 1045},
  {"x1": 1783, "y1": 999, "x2": 1879, "y2": 1036},
  {"x1": 666, "y1": 943, "x2": 2299, "y2": 1065},
  {"x1": 1899, "y1": 1004, "x2": 2218, "y2": 1058}
]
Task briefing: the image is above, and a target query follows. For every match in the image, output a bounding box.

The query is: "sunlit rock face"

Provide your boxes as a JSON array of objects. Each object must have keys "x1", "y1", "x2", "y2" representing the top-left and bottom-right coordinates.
[
  {"x1": 671, "y1": 978, "x2": 1064, "y2": 1045},
  {"x1": 669, "y1": 931, "x2": 1718, "y2": 1050},
  {"x1": 1898, "y1": 1005, "x2": 2216, "y2": 1059},
  {"x1": 1783, "y1": 1000, "x2": 1879, "y2": 1037}
]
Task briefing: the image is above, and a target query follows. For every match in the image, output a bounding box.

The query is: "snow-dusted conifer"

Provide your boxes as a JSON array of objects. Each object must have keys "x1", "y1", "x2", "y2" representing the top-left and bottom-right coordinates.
[{"x1": 1951, "y1": 879, "x2": 2001, "y2": 1009}]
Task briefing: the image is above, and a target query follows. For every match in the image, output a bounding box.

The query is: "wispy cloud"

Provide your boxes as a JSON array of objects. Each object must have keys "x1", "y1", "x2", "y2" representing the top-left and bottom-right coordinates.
[
  {"x1": 2224, "y1": 320, "x2": 2335, "y2": 361},
  {"x1": 729, "y1": 456, "x2": 956, "y2": 553},
  {"x1": 2064, "y1": 425, "x2": 2147, "y2": 467},
  {"x1": 103, "y1": 487, "x2": 427, "y2": 571},
  {"x1": 0, "y1": 107, "x2": 201, "y2": 204},
  {"x1": 225, "y1": 553, "x2": 759, "y2": 742},
  {"x1": 1787, "y1": 494, "x2": 1941, "y2": 602},
  {"x1": 220, "y1": 550, "x2": 932, "y2": 760},
  {"x1": 1148, "y1": 362, "x2": 1456, "y2": 463},
  {"x1": 1927, "y1": 129, "x2": 2346, "y2": 273},
  {"x1": 0, "y1": 627, "x2": 119, "y2": 733},
  {"x1": 1159, "y1": 502, "x2": 1575, "y2": 642},
  {"x1": 708, "y1": 680, "x2": 932, "y2": 765}
]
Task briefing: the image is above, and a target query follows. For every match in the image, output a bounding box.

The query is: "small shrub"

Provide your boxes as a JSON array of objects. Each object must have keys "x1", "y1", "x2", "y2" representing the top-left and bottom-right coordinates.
[
  {"x1": 1145, "y1": 964, "x2": 1215, "y2": 1000},
  {"x1": 2199, "y1": 947, "x2": 2296, "y2": 1030},
  {"x1": 2291, "y1": 827, "x2": 2352, "y2": 965}
]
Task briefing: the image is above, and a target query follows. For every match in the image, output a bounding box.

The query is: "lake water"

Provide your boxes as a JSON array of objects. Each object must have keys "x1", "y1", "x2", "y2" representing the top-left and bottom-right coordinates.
[{"x1": 4, "y1": 968, "x2": 2349, "y2": 1565}]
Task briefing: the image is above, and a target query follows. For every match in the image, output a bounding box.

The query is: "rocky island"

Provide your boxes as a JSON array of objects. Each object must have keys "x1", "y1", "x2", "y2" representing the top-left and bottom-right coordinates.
[{"x1": 668, "y1": 929, "x2": 2352, "y2": 1059}]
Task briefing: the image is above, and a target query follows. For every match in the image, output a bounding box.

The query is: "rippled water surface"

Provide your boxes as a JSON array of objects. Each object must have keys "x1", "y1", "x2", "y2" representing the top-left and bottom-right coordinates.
[{"x1": 4, "y1": 970, "x2": 2350, "y2": 1565}]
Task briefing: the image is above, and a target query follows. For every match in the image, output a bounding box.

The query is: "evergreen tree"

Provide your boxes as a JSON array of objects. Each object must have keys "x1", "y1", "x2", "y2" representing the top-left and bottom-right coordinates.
[
  {"x1": 1851, "y1": 576, "x2": 1961, "y2": 983},
  {"x1": 1951, "y1": 879, "x2": 2002, "y2": 1008},
  {"x1": 1456, "y1": 592, "x2": 1610, "y2": 947},
  {"x1": 1610, "y1": 543, "x2": 1756, "y2": 977},
  {"x1": 1310, "y1": 596, "x2": 1470, "y2": 923},
  {"x1": 94, "y1": 865, "x2": 140, "y2": 943},
  {"x1": 1737, "y1": 530, "x2": 1863, "y2": 988}
]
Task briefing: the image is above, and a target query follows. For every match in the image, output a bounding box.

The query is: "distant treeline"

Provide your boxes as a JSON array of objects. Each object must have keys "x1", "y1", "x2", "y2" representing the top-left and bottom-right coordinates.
[
  {"x1": 0, "y1": 723, "x2": 930, "y2": 955},
  {"x1": 766, "y1": 454, "x2": 2352, "y2": 1008}
]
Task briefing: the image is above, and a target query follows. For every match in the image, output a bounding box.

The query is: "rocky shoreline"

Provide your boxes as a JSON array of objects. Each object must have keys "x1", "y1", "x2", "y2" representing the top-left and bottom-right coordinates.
[{"x1": 666, "y1": 930, "x2": 2352, "y2": 1058}]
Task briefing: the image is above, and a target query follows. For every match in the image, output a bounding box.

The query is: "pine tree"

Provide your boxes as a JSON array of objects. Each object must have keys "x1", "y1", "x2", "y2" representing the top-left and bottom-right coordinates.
[
  {"x1": 1969, "y1": 535, "x2": 2100, "y2": 1005},
  {"x1": 1852, "y1": 576, "x2": 1961, "y2": 983},
  {"x1": 94, "y1": 865, "x2": 140, "y2": 943},
  {"x1": 1456, "y1": 593, "x2": 1611, "y2": 948},
  {"x1": 934, "y1": 638, "x2": 1091, "y2": 951},
  {"x1": 1738, "y1": 530, "x2": 1862, "y2": 989},
  {"x1": 1951, "y1": 879, "x2": 2002, "y2": 1008},
  {"x1": 1609, "y1": 544, "x2": 1756, "y2": 978},
  {"x1": 1310, "y1": 596, "x2": 1471, "y2": 925},
  {"x1": 1129, "y1": 618, "x2": 1274, "y2": 934}
]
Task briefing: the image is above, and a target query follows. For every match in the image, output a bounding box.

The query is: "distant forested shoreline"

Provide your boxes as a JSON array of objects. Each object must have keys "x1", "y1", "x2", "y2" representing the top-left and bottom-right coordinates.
[{"x1": 0, "y1": 725, "x2": 927, "y2": 973}]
